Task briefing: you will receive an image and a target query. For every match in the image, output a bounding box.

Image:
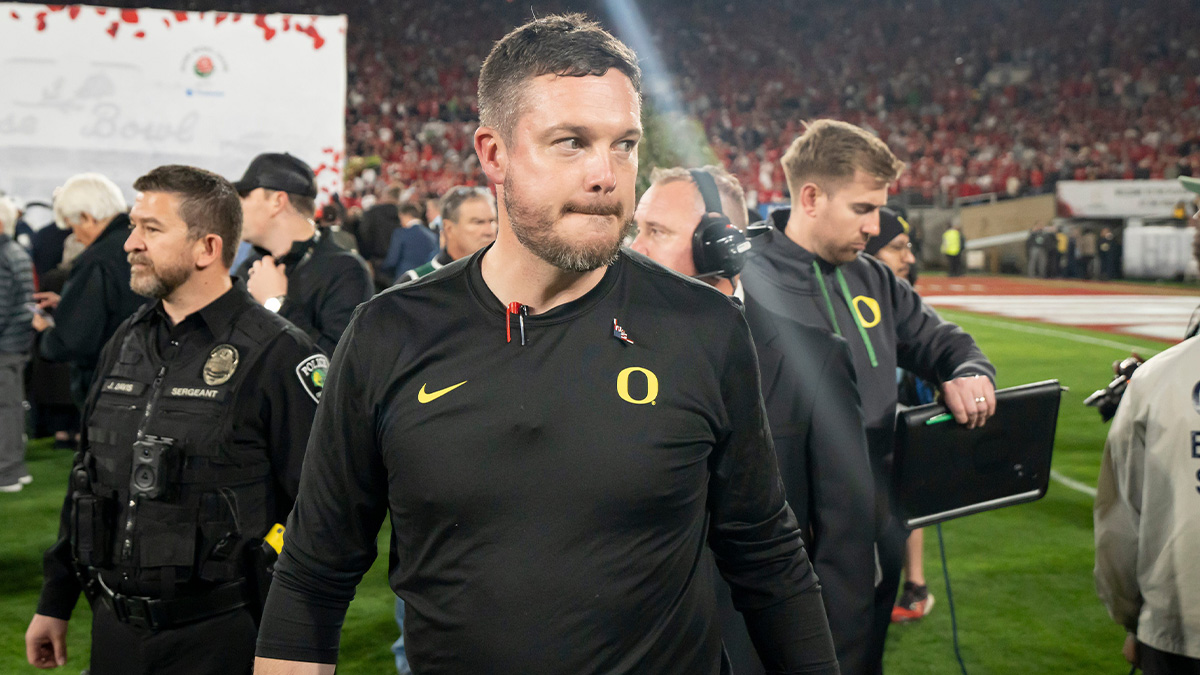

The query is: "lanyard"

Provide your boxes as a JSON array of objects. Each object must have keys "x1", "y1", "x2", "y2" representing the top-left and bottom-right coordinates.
[{"x1": 811, "y1": 261, "x2": 879, "y2": 368}]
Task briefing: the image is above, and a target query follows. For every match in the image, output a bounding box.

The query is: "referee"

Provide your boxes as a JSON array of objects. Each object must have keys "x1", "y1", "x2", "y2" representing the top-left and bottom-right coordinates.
[{"x1": 254, "y1": 14, "x2": 837, "y2": 675}]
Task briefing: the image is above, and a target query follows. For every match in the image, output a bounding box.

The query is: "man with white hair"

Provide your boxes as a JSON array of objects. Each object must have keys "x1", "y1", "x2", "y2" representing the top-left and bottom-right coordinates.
[
  {"x1": 33, "y1": 173, "x2": 145, "y2": 409},
  {"x1": 0, "y1": 196, "x2": 36, "y2": 492}
]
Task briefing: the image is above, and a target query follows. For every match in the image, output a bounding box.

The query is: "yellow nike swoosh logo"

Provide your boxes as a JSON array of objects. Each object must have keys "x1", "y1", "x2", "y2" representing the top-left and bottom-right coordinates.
[{"x1": 418, "y1": 381, "x2": 467, "y2": 403}]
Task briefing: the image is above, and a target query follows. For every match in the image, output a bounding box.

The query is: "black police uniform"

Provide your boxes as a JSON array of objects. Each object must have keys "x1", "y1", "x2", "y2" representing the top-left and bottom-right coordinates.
[
  {"x1": 37, "y1": 282, "x2": 324, "y2": 675},
  {"x1": 234, "y1": 230, "x2": 373, "y2": 355}
]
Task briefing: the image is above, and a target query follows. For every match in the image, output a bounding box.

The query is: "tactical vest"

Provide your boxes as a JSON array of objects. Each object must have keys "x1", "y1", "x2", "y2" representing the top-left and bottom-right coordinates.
[{"x1": 74, "y1": 302, "x2": 290, "y2": 588}]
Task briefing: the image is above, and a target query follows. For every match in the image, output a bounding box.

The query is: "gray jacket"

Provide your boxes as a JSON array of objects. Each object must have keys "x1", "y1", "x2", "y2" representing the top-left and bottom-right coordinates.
[
  {"x1": 0, "y1": 234, "x2": 35, "y2": 356},
  {"x1": 742, "y1": 209, "x2": 995, "y2": 462},
  {"x1": 1095, "y1": 336, "x2": 1200, "y2": 659}
]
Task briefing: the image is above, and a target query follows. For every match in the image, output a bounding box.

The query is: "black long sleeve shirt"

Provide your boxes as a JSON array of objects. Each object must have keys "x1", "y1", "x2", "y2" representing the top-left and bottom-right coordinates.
[
  {"x1": 256, "y1": 248, "x2": 838, "y2": 674},
  {"x1": 235, "y1": 231, "x2": 373, "y2": 355},
  {"x1": 37, "y1": 282, "x2": 322, "y2": 618}
]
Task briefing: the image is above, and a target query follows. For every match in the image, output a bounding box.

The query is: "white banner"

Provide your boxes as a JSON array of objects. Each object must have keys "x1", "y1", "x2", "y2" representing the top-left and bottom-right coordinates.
[
  {"x1": 1056, "y1": 180, "x2": 1193, "y2": 219},
  {"x1": 1122, "y1": 226, "x2": 1197, "y2": 280},
  {"x1": 0, "y1": 4, "x2": 346, "y2": 206}
]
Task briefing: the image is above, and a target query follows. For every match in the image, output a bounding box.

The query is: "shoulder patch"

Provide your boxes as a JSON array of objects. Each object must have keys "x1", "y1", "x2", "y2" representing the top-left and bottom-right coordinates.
[{"x1": 296, "y1": 353, "x2": 330, "y2": 403}]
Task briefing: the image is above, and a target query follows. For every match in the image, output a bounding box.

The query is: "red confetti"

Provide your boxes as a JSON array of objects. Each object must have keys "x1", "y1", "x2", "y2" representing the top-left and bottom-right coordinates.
[
  {"x1": 162, "y1": 17, "x2": 170, "y2": 27},
  {"x1": 106, "y1": 21, "x2": 118, "y2": 37},
  {"x1": 231, "y1": 13, "x2": 242, "y2": 22},
  {"x1": 68, "y1": 6, "x2": 80, "y2": 19},
  {"x1": 174, "y1": 11, "x2": 188, "y2": 21},
  {"x1": 134, "y1": 30, "x2": 144, "y2": 38},
  {"x1": 10, "y1": 11, "x2": 18, "y2": 20},
  {"x1": 282, "y1": 16, "x2": 290, "y2": 30},
  {"x1": 35, "y1": 11, "x2": 47, "y2": 31},
  {"x1": 120, "y1": 9, "x2": 138, "y2": 23},
  {"x1": 95, "y1": 8, "x2": 106, "y2": 16},
  {"x1": 254, "y1": 15, "x2": 275, "y2": 40},
  {"x1": 47, "y1": 5, "x2": 64, "y2": 12},
  {"x1": 296, "y1": 22, "x2": 324, "y2": 50},
  {"x1": 214, "y1": 12, "x2": 228, "y2": 25}
]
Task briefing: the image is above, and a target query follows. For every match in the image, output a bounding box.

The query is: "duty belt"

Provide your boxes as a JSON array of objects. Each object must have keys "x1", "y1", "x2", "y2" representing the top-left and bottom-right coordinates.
[{"x1": 91, "y1": 574, "x2": 249, "y2": 631}]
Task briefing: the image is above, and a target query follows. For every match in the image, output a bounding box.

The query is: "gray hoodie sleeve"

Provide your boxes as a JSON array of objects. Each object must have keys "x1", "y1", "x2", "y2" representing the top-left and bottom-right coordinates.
[{"x1": 889, "y1": 274, "x2": 995, "y2": 385}]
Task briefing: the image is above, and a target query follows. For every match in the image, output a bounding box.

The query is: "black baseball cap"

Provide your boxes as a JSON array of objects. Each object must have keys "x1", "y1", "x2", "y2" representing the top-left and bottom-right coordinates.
[
  {"x1": 865, "y1": 207, "x2": 911, "y2": 256},
  {"x1": 232, "y1": 152, "x2": 317, "y2": 198}
]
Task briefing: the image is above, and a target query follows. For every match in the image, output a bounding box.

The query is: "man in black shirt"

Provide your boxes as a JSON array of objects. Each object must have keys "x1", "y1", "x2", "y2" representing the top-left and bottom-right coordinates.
[
  {"x1": 232, "y1": 153, "x2": 373, "y2": 354},
  {"x1": 633, "y1": 166, "x2": 876, "y2": 675},
  {"x1": 255, "y1": 14, "x2": 836, "y2": 675},
  {"x1": 26, "y1": 165, "x2": 323, "y2": 675}
]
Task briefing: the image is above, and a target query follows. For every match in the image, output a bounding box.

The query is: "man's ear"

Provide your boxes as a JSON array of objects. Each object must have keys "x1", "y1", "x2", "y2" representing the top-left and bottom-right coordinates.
[
  {"x1": 193, "y1": 233, "x2": 224, "y2": 270},
  {"x1": 269, "y1": 190, "x2": 290, "y2": 218},
  {"x1": 798, "y1": 182, "x2": 823, "y2": 219},
  {"x1": 475, "y1": 126, "x2": 508, "y2": 186}
]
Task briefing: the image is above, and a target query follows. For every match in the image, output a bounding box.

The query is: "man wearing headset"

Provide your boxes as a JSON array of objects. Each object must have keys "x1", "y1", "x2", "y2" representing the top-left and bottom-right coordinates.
[{"x1": 632, "y1": 166, "x2": 877, "y2": 675}]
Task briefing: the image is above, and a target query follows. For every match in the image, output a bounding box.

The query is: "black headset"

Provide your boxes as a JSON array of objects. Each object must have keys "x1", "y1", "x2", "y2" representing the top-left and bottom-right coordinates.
[{"x1": 689, "y1": 169, "x2": 751, "y2": 279}]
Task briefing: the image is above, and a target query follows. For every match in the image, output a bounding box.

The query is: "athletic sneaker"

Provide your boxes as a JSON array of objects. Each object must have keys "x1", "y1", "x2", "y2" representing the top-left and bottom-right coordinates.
[
  {"x1": 0, "y1": 481, "x2": 22, "y2": 493},
  {"x1": 891, "y1": 582, "x2": 935, "y2": 623},
  {"x1": 19, "y1": 475, "x2": 32, "y2": 485}
]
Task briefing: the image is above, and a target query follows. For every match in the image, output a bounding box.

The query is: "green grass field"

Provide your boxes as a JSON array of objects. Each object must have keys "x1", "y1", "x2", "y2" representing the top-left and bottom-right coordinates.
[{"x1": 0, "y1": 308, "x2": 1170, "y2": 674}]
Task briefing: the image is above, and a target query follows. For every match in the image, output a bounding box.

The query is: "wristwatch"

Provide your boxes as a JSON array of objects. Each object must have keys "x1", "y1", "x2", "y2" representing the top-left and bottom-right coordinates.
[{"x1": 264, "y1": 295, "x2": 287, "y2": 313}]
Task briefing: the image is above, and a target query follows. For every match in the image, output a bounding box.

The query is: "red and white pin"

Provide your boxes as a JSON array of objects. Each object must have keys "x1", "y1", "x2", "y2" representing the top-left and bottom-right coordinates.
[{"x1": 612, "y1": 318, "x2": 634, "y2": 345}]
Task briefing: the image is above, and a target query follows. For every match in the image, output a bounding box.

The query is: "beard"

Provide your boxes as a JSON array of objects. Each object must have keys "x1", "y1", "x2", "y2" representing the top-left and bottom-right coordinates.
[
  {"x1": 504, "y1": 179, "x2": 635, "y2": 273},
  {"x1": 128, "y1": 252, "x2": 192, "y2": 299}
]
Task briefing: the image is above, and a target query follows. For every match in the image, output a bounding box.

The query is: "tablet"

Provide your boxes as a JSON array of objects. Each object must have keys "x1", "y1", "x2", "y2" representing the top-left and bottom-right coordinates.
[{"x1": 893, "y1": 379, "x2": 1063, "y2": 529}]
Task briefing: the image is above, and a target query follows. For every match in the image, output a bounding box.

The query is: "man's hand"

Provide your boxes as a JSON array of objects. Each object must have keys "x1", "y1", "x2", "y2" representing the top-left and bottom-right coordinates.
[
  {"x1": 33, "y1": 291, "x2": 60, "y2": 310},
  {"x1": 940, "y1": 374, "x2": 995, "y2": 429},
  {"x1": 248, "y1": 256, "x2": 289, "y2": 304},
  {"x1": 26, "y1": 613, "x2": 68, "y2": 669},
  {"x1": 1123, "y1": 633, "x2": 1139, "y2": 666},
  {"x1": 32, "y1": 311, "x2": 52, "y2": 332}
]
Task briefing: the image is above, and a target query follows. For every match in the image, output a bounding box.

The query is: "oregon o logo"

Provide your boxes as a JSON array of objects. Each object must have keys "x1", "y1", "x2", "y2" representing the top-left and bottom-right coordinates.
[
  {"x1": 852, "y1": 296, "x2": 881, "y2": 328},
  {"x1": 617, "y1": 367, "x2": 659, "y2": 405}
]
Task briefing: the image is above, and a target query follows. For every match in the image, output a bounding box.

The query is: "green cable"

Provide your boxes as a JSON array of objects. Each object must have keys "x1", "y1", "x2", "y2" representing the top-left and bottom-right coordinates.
[
  {"x1": 811, "y1": 261, "x2": 842, "y2": 337},
  {"x1": 836, "y1": 268, "x2": 879, "y2": 368}
]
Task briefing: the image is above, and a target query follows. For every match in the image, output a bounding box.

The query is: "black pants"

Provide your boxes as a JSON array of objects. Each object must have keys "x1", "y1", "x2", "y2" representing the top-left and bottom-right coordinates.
[
  {"x1": 89, "y1": 597, "x2": 257, "y2": 675},
  {"x1": 1140, "y1": 642, "x2": 1200, "y2": 675},
  {"x1": 868, "y1": 514, "x2": 907, "y2": 674}
]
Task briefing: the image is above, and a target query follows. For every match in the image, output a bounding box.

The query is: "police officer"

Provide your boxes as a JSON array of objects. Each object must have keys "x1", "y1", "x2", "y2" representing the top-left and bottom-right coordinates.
[
  {"x1": 233, "y1": 152, "x2": 372, "y2": 354},
  {"x1": 27, "y1": 165, "x2": 324, "y2": 675}
]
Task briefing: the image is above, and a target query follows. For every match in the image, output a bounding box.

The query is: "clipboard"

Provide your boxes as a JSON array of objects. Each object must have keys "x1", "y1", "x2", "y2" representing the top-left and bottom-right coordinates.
[{"x1": 893, "y1": 379, "x2": 1063, "y2": 529}]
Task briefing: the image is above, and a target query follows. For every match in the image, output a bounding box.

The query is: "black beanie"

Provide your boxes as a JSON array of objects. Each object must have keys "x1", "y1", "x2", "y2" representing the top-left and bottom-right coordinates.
[{"x1": 865, "y1": 207, "x2": 910, "y2": 256}]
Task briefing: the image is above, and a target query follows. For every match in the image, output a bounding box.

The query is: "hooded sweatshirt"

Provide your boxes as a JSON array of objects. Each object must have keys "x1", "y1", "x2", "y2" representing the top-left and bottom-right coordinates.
[{"x1": 742, "y1": 209, "x2": 995, "y2": 464}]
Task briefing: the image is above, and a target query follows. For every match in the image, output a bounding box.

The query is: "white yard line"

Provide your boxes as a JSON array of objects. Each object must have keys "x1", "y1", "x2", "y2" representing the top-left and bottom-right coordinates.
[
  {"x1": 1050, "y1": 469, "x2": 1097, "y2": 498},
  {"x1": 938, "y1": 312, "x2": 1161, "y2": 355}
]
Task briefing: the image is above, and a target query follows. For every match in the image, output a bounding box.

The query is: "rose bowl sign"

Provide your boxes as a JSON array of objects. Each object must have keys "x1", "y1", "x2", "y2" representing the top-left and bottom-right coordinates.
[{"x1": 0, "y1": 3, "x2": 347, "y2": 208}]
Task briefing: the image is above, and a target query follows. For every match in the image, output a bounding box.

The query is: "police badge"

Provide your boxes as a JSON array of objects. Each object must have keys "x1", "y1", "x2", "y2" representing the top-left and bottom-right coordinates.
[{"x1": 203, "y1": 344, "x2": 239, "y2": 385}]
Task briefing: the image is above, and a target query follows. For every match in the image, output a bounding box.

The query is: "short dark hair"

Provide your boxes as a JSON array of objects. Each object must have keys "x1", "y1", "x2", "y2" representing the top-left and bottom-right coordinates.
[
  {"x1": 478, "y1": 13, "x2": 641, "y2": 139},
  {"x1": 264, "y1": 189, "x2": 315, "y2": 219},
  {"x1": 398, "y1": 202, "x2": 424, "y2": 220},
  {"x1": 440, "y1": 186, "x2": 495, "y2": 224},
  {"x1": 133, "y1": 165, "x2": 242, "y2": 268}
]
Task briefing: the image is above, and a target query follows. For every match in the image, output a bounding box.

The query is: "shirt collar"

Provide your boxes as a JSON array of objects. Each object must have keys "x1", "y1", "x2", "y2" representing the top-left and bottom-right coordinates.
[{"x1": 142, "y1": 280, "x2": 251, "y2": 334}]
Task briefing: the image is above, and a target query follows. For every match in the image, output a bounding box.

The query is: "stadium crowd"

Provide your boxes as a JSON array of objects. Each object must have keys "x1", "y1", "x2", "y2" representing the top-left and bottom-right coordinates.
[{"x1": 89, "y1": 0, "x2": 1200, "y2": 209}]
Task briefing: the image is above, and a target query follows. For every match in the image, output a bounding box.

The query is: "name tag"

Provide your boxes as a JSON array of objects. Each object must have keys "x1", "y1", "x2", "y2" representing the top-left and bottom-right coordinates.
[
  {"x1": 102, "y1": 379, "x2": 145, "y2": 396},
  {"x1": 167, "y1": 386, "x2": 224, "y2": 401}
]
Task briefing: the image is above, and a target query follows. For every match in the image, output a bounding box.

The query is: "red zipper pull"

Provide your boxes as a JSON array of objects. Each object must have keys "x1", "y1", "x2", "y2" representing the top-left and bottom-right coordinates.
[{"x1": 507, "y1": 302, "x2": 521, "y2": 344}]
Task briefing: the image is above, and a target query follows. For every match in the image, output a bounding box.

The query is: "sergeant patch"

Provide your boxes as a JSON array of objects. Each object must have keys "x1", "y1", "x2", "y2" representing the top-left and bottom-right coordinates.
[
  {"x1": 296, "y1": 354, "x2": 329, "y2": 403},
  {"x1": 203, "y1": 344, "x2": 239, "y2": 386}
]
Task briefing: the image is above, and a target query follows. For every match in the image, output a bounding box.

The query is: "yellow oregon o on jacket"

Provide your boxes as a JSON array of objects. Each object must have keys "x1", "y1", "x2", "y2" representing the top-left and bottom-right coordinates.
[{"x1": 941, "y1": 229, "x2": 962, "y2": 256}]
